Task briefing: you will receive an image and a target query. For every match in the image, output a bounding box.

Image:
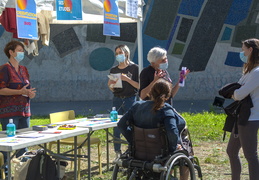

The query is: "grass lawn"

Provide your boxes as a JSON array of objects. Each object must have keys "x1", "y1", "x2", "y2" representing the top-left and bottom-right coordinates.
[{"x1": 13, "y1": 112, "x2": 252, "y2": 179}]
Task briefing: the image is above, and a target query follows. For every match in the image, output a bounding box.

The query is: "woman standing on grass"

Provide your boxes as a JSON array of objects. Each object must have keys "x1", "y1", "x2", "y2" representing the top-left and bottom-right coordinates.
[
  {"x1": 227, "y1": 38, "x2": 259, "y2": 180},
  {"x1": 0, "y1": 40, "x2": 36, "y2": 175},
  {"x1": 107, "y1": 44, "x2": 139, "y2": 159}
]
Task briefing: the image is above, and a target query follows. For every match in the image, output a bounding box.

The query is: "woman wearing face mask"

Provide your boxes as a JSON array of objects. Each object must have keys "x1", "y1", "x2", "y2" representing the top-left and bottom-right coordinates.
[
  {"x1": 139, "y1": 47, "x2": 189, "y2": 104},
  {"x1": 0, "y1": 40, "x2": 36, "y2": 172},
  {"x1": 226, "y1": 38, "x2": 259, "y2": 180},
  {"x1": 108, "y1": 44, "x2": 139, "y2": 159}
]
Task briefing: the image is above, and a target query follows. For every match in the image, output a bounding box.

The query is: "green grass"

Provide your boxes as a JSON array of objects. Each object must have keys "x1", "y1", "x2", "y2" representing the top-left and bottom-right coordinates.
[{"x1": 182, "y1": 112, "x2": 226, "y2": 142}]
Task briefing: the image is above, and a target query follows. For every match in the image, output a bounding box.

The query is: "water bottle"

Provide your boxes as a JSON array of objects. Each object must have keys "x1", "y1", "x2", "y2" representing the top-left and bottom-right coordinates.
[
  {"x1": 179, "y1": 67, "x2": 187, "y2": 87},
  {"x1": 110, "y1": 107, "x2": 118, "y2": 122},
  {"x1": 6, "y1": 119, "x2": 16, "y2": 137}
]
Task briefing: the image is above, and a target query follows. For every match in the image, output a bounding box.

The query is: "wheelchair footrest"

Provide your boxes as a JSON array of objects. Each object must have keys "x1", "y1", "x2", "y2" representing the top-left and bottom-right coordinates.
[{"x1": 115, "y1": 158, "x2": 167, "y2": 173}]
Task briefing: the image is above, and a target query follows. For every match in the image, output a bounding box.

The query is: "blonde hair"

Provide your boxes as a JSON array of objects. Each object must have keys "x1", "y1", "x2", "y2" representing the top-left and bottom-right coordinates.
[{"x1": 115, "y1": 44, "x2": 134, "y2": 64}]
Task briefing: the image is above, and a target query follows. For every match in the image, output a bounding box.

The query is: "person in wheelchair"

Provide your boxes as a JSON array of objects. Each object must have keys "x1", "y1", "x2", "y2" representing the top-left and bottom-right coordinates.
[{"x1": 117, "y1": 78, "x2": 190, "y2": 180}]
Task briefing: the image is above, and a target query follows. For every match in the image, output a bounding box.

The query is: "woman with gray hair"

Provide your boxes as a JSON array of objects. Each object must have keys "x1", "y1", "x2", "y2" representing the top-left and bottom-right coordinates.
[{"x1": 139, "y1": 47, "x2": 189, "y2": 104}]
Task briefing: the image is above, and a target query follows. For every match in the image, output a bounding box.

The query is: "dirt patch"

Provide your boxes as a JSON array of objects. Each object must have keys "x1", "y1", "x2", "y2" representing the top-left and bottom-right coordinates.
[{"x1": 60, "y1": 140, "x2": 251, "y2": 180}]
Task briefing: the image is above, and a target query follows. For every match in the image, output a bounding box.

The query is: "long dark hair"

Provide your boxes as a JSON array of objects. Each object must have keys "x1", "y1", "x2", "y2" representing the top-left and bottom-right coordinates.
[
  {"x1": 242, "y1": 38, "x2": 259, "y2": 74},
  {"x1": 149, "y1": 79, "x2": 172, "y2": 112}
]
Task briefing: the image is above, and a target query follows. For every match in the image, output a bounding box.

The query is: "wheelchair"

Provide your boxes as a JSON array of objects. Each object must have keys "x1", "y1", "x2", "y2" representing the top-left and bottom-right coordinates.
[{"x1": 112, "y1": 125, "x2": 202, "y2": 180}]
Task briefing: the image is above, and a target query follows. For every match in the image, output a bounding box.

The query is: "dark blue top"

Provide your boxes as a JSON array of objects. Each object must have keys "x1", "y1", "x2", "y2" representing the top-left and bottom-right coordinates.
[{"x1": 117, "y1": 100, "x2": 186, "y2": 152}]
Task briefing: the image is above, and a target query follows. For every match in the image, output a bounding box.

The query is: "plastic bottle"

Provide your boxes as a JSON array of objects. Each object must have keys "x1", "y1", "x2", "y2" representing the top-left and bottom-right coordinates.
[
  {"x1": 110, "y1": 107, "x2": 118, "y2": 122},
  {"x1": 179, "y1": 67, "x2": 187, "y2": 87},
  {"x1": 6, "y1": 119, "x2": 16, "y2": 137}
]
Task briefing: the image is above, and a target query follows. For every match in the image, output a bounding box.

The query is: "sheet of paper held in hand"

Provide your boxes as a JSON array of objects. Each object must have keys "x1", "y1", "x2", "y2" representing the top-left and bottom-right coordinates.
[{"x1": 108, "y1": 73, "x2": 122, "y2": 88}]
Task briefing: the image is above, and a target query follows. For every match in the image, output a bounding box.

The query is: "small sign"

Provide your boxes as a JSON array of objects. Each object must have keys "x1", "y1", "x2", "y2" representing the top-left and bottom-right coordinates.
[
  {"x1": 56, "y1": 0, "x2": 82, "y2": 20},
  {"x1": 126, "y1": 0, "x2": 138, "y2": 19}
]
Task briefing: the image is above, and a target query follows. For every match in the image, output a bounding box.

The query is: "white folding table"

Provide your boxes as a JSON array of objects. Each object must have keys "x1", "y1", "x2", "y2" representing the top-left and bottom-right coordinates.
[{"x1": 0, "y1": 117, "x2": 119, "y2": 180}]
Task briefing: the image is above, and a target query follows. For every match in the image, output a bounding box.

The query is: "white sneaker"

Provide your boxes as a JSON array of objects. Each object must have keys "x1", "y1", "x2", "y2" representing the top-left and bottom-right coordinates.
[
  {"x1": 113, "y1": 151, "x2": 122, "y2": 163},
  {"x1": 115, "y1": 151, "x2": 122, "y2": 159}
]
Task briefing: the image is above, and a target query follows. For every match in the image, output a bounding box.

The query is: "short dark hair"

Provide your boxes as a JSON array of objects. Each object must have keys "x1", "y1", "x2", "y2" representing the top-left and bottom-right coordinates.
[{"x1": 4, "y1": 40, "x2": 24, "y2": 58}]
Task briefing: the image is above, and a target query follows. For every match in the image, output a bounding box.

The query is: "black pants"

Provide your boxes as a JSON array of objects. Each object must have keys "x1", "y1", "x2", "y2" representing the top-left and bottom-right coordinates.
[{"x1": 227, "y1": 121, "x2": 259, "y2": 180}]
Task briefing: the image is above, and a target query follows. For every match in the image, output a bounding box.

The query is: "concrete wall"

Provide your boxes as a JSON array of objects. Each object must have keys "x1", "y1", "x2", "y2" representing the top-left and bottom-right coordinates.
[{"x1": 0, "y1": 0, "x2": 258, "y2": 102}]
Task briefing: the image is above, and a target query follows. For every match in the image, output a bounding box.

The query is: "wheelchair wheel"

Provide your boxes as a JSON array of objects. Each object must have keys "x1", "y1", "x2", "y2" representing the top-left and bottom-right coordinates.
[{"x1": 160, "y1": 152, "x2": 196, "y2": 180}]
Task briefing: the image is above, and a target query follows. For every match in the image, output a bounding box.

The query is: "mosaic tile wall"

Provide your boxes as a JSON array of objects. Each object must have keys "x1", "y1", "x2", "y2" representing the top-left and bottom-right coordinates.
[{"x1": 0, "y1": 0, "x2": 258, "y2": 102}]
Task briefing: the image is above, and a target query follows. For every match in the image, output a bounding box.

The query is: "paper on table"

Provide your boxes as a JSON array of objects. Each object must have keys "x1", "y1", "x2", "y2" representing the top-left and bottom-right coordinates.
[
  {"x1": 107, "y1": 73, "x2": 122, "y2": 88},
  {"x1": 16, "y1": 134, "x2": 45, "y2": 138},
  {"x1": 0, "y1": 138, "x2": 25, "y2": 143}
]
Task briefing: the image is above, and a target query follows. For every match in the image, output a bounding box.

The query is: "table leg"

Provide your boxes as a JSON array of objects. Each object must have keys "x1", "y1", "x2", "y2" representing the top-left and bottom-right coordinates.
[
  {"x1": 87, "y1": 133, "x2": 91, "y2": 180},
  {"x1": 57, "y1": 140, "x2": 60, "y2": 179},
  {"x1": 7, "y1": 152, "x2": 11, "y2": 180},
  {"x1": 74, "y1": 136, "x2": 78, "y2": 180},
  {"x1": 106, "y1": 129, "x2": 110, "y2": 171}
]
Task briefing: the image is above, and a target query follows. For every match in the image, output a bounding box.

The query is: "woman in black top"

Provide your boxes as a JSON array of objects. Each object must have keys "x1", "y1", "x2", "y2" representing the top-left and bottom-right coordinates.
[
  {"x1": 107, "y1": 45, "x2": 139, "y2": 158},
  {"x1": 139, "y1": 47, "x2": 189, "y2": 104}
]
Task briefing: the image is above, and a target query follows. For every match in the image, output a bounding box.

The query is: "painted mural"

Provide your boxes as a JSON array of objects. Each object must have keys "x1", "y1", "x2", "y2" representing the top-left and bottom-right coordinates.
[{"x1": 0, "y1": 0, "x2": 258, "y2": 102}]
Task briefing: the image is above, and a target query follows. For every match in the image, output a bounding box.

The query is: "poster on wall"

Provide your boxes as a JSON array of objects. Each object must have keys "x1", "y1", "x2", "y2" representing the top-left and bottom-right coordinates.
[
  {"x1": 16, "y1": 0, "x2": 38, "y2": 39},
  {"x1": 56, "y1": 0, "x2": 82, "y2": 20},
  {"x1": 126, "y1": 0, "x2": 138, "y2": 19},
  {"x1": 103, "y1": 0, "x2": 120, "y2": 37}
]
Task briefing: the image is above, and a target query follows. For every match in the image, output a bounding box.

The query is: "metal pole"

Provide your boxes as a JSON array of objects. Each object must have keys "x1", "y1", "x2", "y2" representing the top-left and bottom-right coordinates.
[
  {"x1": 137, "y1": 1, "x2": 144, "y2": 72},
  {"x1": 137, "y1": 19, "x2": 143, "y2": 72}
]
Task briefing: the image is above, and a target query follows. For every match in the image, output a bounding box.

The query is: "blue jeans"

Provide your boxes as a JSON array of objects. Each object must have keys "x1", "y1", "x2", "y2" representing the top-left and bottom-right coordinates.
[
  {"x1": 113, "y1": 96, "x2": 136, "y2": 152},
  {"x1": 0, "y1": 116, "x2": 30, "y2": 163}
]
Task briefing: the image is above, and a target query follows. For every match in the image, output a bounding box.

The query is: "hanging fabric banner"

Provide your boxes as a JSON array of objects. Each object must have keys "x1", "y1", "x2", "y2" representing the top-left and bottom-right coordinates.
[
  {"x1": 16, "y1": 0, "x2": 38, "y2": 39},
  {"x1": 56, "y1": 0, "x2": 82, "y2": 20},
  {"x1": 103, "y1": 0, "x2": 120, "y2": 37}
]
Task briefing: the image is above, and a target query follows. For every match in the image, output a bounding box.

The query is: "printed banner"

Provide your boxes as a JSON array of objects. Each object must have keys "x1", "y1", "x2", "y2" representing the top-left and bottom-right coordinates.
[
  {"x1": 103, "y1": 0, "x2": 120, "y2": 37},
  {"x1": 56, "y1": 0, "x2": 82, "y2": 20},
  {"x1": 16, "y1": 0, "x2": 38, "y2": 39},
  {"x1": 126, "y1": 0, "x2": 138, "y2": 19}
]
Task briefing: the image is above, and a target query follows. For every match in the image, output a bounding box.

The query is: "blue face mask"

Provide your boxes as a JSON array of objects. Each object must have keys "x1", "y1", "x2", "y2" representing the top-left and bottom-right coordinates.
[
  {"x1": 14, "y1": 52, "x2": 24, "y2": 62},
  {"x1": 159, "y1": 62, "x2": 168, "y2": 70},
  {"x1": 116, "y1": 54, "x2": 126, "y2": 63},
  {"x1": 239, "y1": 51, "x2": 247, "y2": 63}
]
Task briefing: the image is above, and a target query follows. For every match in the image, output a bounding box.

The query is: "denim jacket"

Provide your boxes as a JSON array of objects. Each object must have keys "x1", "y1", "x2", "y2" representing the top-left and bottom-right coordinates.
[{"x1": 117, "y1": 100, "x2": 186, "y2": 153}]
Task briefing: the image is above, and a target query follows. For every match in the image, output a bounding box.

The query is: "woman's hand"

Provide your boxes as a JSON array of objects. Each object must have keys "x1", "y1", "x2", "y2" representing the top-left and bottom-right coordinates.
[
  {"x1": 28, "y1": 87, "x2": 36, "y2": 99},
  {"x1": 121, "y1": 73, "x2": 130, "y2": 82},
  {"x1": 177, "y1": 144, "x2": 183, "y2": 150},
  {"x1": 154, "y1": 69, "x2": 166, "y2": 82},
  {"x1": 20, "y1": 84, "x2": 36, "y2": 97},
  {"x1": 179, "y1": 69, "x2": 190, "y2": 81},
  {"x1": 108, "y1": 79, "x2": 117, "y2": 91}
]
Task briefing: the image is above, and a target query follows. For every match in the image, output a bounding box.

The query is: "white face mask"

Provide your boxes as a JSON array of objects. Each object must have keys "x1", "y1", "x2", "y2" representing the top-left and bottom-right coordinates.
[
  {"x1": 159, "y1": 62, "x2": 168, "y2": 70},
  {"x1": 14, "y1": 52, "x2": 24, "y2": 62},
  {"x1": 116, "y1": 54, "x2": 126, "y2": 63},
  {"x1": 239, "y1": 51, "x2": 248, "y2": 63}
]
